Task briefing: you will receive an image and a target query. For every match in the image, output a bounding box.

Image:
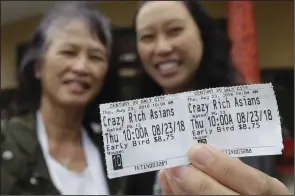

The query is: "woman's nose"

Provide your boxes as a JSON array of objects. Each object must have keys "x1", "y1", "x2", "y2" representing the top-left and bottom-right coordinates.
[
  {"x1": 154, "y1": 35, "x2": 173, "y2": 56},
  {"x1": 71, "y1": 56, "x2": 89, "y2": 76}
]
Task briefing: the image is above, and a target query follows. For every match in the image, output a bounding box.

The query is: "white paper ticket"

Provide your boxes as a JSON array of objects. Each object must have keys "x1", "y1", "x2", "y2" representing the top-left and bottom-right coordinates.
[{"x1": 99, "y1": 83, "x2": 283, "y2": 179}]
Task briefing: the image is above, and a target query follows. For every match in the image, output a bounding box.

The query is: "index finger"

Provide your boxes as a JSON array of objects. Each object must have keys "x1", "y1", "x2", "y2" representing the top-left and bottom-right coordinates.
[
  {"x1": 188, "y1": 144, "x2": 290, "y2": 195},
  {"x1": 159, "y1": 170, "x2": 173, "y2": 195}
]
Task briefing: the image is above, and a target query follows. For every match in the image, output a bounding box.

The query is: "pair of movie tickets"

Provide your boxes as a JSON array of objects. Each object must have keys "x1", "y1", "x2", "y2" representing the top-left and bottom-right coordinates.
[{"x1": 99, "y1": 83, "x2": 283, "y2": 179}]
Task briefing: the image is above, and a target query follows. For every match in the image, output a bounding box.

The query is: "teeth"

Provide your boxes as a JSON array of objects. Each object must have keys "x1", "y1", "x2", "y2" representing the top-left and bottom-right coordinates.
[
  {"x1": 158, "y1": 62, "x2": 178, "y2": 71},
  {"x1": 69, "y1": 81, "x2": 84, "y2": 89}
]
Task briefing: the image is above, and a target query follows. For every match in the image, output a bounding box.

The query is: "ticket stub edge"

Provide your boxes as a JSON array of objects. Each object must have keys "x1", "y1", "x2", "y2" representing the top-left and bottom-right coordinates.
[{"x1": 99, "y1": 83, "x2": 274, "y2": 110}]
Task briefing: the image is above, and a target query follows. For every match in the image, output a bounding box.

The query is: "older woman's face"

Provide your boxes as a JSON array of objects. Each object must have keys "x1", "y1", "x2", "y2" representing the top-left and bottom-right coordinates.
[
  {"x1": 136, "y1": 1, "x2": 203, "y2": 92},
  {"x1": 36, "y1": 20, "x2": 108, "y2": 107}
]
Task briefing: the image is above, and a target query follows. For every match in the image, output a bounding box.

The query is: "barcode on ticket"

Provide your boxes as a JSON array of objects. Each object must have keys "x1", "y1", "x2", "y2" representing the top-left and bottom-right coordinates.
[{"x1": 99, "y1": 83, "x2": 283, "y2": 179}]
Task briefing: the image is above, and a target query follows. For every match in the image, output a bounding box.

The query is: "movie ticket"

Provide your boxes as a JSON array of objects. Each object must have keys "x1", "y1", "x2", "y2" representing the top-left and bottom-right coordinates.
[{"x1": 99, "y1": 83, "x2": 283, "y2": 179}]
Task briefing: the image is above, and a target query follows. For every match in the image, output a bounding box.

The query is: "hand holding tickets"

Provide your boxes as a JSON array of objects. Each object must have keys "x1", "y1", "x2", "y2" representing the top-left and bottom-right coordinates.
[
  {"x1": 160, "y1": 144, "x2": 290, "y2": 195},
  {"x1": 99, "y1": 83, "x2": 284, "y2": 178}
]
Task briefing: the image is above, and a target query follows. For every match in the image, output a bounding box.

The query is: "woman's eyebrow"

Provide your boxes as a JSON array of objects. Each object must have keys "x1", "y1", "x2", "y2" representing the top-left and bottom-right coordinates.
[
  {"x1": 137, "y1": 18, "x2": 185, "y2": 33},
  {"x1": 60, "y1": 42, "x2": 106, "y2": 54},
  {"x1": 164, "y1": 18, "x2": 185, "y2": 26}
]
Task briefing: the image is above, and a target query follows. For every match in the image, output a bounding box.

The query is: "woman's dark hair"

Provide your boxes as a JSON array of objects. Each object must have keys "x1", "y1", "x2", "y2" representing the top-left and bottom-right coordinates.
[
  {"x1": 14, "y1": 2, "x2": 118, "y2": 124},
  {"x1": 133, "y1": 1, "x2": 243, "y2": 97}
]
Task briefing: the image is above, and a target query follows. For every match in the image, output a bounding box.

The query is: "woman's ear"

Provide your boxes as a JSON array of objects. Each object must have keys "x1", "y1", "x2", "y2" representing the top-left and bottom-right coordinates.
[{"x1": 34, "y1": 63, "x2": 42, "y2": 79}]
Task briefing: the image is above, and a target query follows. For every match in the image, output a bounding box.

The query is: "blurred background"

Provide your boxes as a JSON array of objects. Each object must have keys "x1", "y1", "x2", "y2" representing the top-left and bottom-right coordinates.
[{"x1": 1, "y1": 0, "x2": 294, "y2": 193}]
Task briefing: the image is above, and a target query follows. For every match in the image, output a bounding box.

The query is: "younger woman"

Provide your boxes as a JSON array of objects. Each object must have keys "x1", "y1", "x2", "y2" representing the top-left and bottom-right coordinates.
[{"x1": 134, "y1": 1, "x2": 289, "y2": 195}]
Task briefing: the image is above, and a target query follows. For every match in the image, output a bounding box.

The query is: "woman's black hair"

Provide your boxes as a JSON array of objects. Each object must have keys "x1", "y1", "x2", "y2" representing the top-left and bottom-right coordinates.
[
  {"x1": 14, "y1": 2, "x2": 118, "y2": 124},
  {"x1": 133, "y1": 1, "x2": 243, "y2": 97}
]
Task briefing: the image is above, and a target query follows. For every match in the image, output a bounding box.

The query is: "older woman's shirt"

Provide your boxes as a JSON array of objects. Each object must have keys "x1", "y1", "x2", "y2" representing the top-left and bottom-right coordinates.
[{"x1": 36, "y1": 111, "x2": 109, "y2": 195}]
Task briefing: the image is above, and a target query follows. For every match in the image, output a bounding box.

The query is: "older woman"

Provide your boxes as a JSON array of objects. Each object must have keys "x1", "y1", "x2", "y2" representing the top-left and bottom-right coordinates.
[
  {"x1": 1, "y1": 2, "x2": 133, "y2": 195},
  {"x1": 134, "y1": 1, "x2": 290, "y2": 195}
]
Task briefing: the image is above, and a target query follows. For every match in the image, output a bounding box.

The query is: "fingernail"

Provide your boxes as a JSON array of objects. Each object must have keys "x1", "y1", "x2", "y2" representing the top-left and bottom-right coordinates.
[
  {"x1": 166, "y1": 165, "x2": 189, "y2": 179},
  {"x1": 193, "y1": 145, "x2": 213, "y2": 166}
]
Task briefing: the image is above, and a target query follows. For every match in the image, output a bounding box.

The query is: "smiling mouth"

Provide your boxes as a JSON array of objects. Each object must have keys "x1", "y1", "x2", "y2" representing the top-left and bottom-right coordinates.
[
  {"x1": 63, "y1": 80, "x2": 90, "y2": 94},
  {"x1": 156, "y1": 61, "x2": 181, "y2": 76}
]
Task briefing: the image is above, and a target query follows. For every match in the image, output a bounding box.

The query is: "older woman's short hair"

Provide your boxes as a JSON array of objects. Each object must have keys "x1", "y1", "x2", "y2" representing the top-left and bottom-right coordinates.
[{"x1": 15, "y1": 2, "x2": 118, "y2": 123}]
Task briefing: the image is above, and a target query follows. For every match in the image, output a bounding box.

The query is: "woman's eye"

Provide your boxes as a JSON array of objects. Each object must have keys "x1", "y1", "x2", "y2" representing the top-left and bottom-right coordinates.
[
  {"x1": 90, "y1": 55, "x2": 104, "y2": 62},
  {"x1": 168, "y1": 27, "x2": 183, "y2": 36},
  {"x1": 140, "y1": 34, "x2": 155, "y2": 43},
  {"x1": 60, "y1": 50, "x2": 76, "y2": 57}
]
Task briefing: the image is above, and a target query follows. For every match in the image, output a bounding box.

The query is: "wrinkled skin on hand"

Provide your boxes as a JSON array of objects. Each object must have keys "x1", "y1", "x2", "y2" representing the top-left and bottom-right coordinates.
[{"x1": 159, "y1": 144, "x2": 290, "y2": 195}]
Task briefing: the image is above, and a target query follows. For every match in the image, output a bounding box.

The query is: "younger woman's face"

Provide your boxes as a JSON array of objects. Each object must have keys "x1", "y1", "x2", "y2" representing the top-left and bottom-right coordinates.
[
  {"x1": 136, "y1": 1, "x2": 204, "y2": 93},
  {"x1": 36, "y1": 19, "x2": 108, "y2": 108}
]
